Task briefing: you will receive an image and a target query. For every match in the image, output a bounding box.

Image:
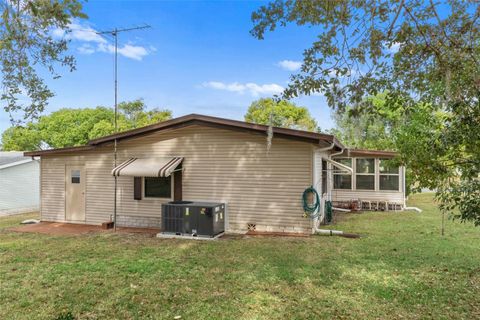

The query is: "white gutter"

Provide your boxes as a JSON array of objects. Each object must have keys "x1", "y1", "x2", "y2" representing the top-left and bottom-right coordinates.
[
  {"x1": 330, "y1": 147, "x2": 345, "y2": 158},
  {"x1": 317, "y1": 142, "x2": 335, "y2": 152}
]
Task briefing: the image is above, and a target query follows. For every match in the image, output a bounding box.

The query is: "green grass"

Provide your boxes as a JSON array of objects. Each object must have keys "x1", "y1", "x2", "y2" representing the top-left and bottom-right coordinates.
[{"x1": 0, "y1": 194, "x2": 479, "y2": 319}]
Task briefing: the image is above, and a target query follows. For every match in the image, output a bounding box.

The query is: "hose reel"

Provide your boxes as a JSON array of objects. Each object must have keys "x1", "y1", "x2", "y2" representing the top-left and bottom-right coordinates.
[
  {"x1": 302, "y1": 186, "x2": 320, "y2": 219},
  {"x1": 302, "y1": 186, "x2": 333, "y2": 224}
]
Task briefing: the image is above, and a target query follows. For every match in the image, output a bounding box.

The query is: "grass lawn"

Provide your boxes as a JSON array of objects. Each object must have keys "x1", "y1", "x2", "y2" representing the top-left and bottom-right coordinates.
[{"x1": 1, "y1": 193, "x2": 479, "y2": 319}]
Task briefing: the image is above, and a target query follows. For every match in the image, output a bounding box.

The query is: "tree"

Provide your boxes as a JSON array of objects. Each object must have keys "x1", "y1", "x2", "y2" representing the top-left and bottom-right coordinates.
[
  {"x1": 1, "y1": 0, "x2": 86, "y2": 123},
  {"x1": 37, "y1": 107, "x2": 118, "y2": 148},
  {"x1": 251, "y1": 1, "x2": 480, "y2": 226},
  {"x1": 1, "y1": 124, "x2": 42, "y2": 151},
  {"x1": 119, "y1": 99, "x2": 172, "y2": 128},
  {"x1": 245, "y1": 98, "x2": 318, "y2": 132},
  {"x1": 330, "y1": 93, "x2": 403, "y2": 150},
  {"x1": 1, "y1": 100, "x2": 172, "y2": 150}
]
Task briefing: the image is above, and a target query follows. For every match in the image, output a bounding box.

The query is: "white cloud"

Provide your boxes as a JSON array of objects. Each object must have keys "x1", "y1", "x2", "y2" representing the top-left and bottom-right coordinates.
[
  {"x1": 51, "y1": 21, "x2": 151, "y2": 61},
  {"x1": 98, "y1": 43, "x2": 149, "y2": 61},
  {"x1": 77, "y1": 44, "x2": 96, "y2": 55},
  {"x1": 278, "y1": 60, "x2": 302, "y2": 71},
  {"x1": 69, "y1": 23, "x2": 107, "y2": 43},
  {"x1": 52, "y1": 23, "x2": 106, "y2": 44},
  {"x1": 202, "y1": 81, "x2": 284, "y2": 96}
]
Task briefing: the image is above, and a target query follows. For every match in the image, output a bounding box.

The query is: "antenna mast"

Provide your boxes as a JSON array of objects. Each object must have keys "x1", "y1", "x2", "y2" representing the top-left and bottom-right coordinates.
[{"x1": 97, "y1": 25, "x2": 151, "y2": 232}]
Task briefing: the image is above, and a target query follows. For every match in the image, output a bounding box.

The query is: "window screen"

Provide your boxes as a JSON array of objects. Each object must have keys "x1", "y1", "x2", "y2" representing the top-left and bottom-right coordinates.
[
  {"x1": 379, "y1": 159, "x2": 399, "y2": 174},
  {"x1": 71, "y1": 170, "x2": 80, "y2": 184},
  {"x1": 144, "y1": 176, "x2": 171, "y2": 198},
  {"x1": 379, "y1": 159, "x2": 400, "y2": 190},
  {"x1": 356, "y1": 175, "x2": 375, "y2": 190},
  {"x1": 356, "y1": 158, "x2": 375, "y2": 190},
  {"x1": 334, "y1": 174, "x2": 352, "y2": 189},
  {"x1": 333, "y1": 158, "x2": 352, "y2": 189},
  {"x1": 356, "y1": 158, "x2": 375, "y2": 173},
  {"x1": 380, "y1": 175, "x2": 399, "y2": 191}
]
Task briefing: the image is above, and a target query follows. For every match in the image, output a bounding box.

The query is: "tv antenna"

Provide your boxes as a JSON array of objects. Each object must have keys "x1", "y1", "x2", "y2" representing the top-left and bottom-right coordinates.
[{"x1": 96, "y1": 25, "x2": 151, "y2": 231}]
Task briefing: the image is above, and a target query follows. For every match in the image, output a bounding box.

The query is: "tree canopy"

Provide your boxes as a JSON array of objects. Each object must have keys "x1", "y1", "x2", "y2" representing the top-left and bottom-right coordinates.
[
  {"x1": 1, "y1": 100, "x2": 172, "y2": 151},
  {"x1": 244, "y1": 98, "x2": 319, "y2": 132},
  {"x1": 251, "y1": 1, "x2": 480, "y2": 226},
  {"x1": 0, "y1": 0, "x2": 86, "y2": 123},
  {"x1": 329, "y1": 93, "x2": 403, "y2": 150}
]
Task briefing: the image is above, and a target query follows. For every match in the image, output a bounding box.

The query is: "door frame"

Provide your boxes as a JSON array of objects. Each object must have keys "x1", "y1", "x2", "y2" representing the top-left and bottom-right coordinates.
[{"x1": 65, "y1": 164, "x2": 86, "y2": 222}]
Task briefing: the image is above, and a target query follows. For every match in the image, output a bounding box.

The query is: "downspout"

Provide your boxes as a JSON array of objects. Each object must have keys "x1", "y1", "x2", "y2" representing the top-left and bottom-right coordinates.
[
  {"x1": 330, "y1": 146, "x2": 346, "y2": 158},
  {"x1": 312, "y1": 142, "x2": 335, "y2": 233},
  {"x1": 314, "y1": 145, "x2": 342, "y2": 231},
  {"x1": 402, "y1": 165, "x2": 406, "y2": 208},
  {"x1": 314, "y1": 146, "x2": 360, "y2": 238},
  {"x1": 317, "y1": 142, "x2": 335, "y2": 152},
  {"x1": 400, "y1": 165, "x2": 422, "y2": 212},
  {"x1": 326, "y1": 146, "x2": 345, "y2": 202}
]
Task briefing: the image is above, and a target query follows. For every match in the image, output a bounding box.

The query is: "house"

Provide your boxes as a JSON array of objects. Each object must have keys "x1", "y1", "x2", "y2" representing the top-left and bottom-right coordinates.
[
  {"x1": 0, "y1": 152, "x2": 40, "y2": 215},
  {"x1": 24, "y1": 114, "x2": 405, "y2": 234}
]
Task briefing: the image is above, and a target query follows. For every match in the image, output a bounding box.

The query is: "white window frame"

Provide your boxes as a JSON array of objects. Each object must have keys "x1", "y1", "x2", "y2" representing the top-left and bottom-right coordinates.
[
  {"x1": 143, "y1": 176, "x2": 174, "y2": 200},
  {"x1": 378, "y1": 158, "x2": 400, "y2": 191},
  {"x1": 355, "y1": 158, "x2": 376, "y2": 190}
]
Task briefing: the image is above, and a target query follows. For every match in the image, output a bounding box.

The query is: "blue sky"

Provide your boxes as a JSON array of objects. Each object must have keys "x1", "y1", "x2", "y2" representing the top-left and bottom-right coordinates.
[{"x1": 0, "y1": 0, "x2": 334, "y2": 135}]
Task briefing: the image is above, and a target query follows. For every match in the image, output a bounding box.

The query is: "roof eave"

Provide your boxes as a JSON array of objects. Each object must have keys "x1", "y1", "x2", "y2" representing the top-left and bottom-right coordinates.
[
  {"x1": 339, "y1": 149, "x2": 398, "y2": 158},
  {"x1": 23, "y1": 114, "x2": 345, "y2": 156},
  {"x1": 0, "y1": 158, "x2": 34, "y2": 170},
  {"x1": 24, "y1": 145, "x2": 94, "y2": 157}
]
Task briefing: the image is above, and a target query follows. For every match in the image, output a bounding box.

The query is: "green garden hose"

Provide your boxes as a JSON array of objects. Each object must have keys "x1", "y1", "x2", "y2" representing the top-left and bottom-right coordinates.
[{"x1": 302, "y1": 186, "x2": 320, "y2": 219}]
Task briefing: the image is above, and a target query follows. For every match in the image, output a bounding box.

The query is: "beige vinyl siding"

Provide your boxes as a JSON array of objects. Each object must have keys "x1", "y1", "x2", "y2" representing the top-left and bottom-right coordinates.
[
  {"x1": 40, "y1": 125, "x2": 313, "y2": 233},
  {"x1": 40, "y1": 159, "x2": 66, "y2": 221}
]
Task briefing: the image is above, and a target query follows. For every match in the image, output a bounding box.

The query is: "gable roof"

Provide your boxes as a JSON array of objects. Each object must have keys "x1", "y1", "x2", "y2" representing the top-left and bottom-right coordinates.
[
  {"x1": 25, "y1": 114, "x2": 344, "y2": 156},
  {"x1": 0, "y1": 152, "x2": 33, "y2": 169}
]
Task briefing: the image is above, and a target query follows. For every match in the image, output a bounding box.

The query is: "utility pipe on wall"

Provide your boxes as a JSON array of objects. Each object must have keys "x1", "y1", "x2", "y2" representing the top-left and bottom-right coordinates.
[
  {"x1": 326, "y1": 158, "x2": 353, "y2": 174},
  {"x1": 312, "y1": 143, "x2": 336, "y2": 230},
  {"x1": 315, "y1": 228, "x2": 360, "y2": 238}
]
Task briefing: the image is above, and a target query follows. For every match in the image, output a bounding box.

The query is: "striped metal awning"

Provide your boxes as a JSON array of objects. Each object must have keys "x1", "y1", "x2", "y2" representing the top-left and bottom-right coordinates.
[{"x1": 112, "y1": 157, "x2": 183, "y2": 177}]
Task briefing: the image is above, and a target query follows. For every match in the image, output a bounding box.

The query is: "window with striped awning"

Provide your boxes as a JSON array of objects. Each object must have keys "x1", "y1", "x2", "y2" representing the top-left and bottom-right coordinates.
[{"x1": 111, "y1": 157, "x2": 183, "y2": 177}]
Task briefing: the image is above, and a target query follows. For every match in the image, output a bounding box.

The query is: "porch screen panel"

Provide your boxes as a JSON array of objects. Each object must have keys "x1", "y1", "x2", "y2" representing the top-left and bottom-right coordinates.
[
  {"x1": 356, "y1": 158, "x2": 375, "y2": 190},
  {"x1": 333, "y1": 158, "x2": 352, "y2": 189},
  {"x1": 379, "y1": 159, "x2": 400, "y2": 191}
]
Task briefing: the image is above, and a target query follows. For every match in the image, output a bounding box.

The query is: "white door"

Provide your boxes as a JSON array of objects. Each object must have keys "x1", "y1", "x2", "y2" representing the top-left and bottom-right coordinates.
[{"x1": 65, "y1": 166, "x2": 86, "y2": 221}]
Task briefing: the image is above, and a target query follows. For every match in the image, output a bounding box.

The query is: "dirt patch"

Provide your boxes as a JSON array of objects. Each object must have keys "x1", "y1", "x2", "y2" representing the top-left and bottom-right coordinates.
[
  {"x1": 245, "y1": 230, "x2": 310, "y2": 238},
  {"x1": 10, "y1": 222, "x2": 160, "y2": 236}
]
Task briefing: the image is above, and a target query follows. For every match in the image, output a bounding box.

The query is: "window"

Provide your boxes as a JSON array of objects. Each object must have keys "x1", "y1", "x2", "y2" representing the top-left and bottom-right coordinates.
[
  {"x1": 144, "y1": 176, "x2": 172, "y2": 198},
  {"x1": 379, "y1": 159, "x2": 400, "y2": 191},
  {"x1": 71, "y1": 170, "x2": 80, "y2": 184},
  {"x1": 356, "y1": 158, "x2": 375, "y2": 190},
  {"x1": 333, "y1": 158, "x2": 352, "y2": 189}
]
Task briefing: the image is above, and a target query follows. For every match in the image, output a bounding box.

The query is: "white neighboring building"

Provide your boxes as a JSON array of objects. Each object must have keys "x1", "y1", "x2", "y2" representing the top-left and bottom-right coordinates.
[{"x1": 0, "y1": 152, "x2": 40, "y2": 215}]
